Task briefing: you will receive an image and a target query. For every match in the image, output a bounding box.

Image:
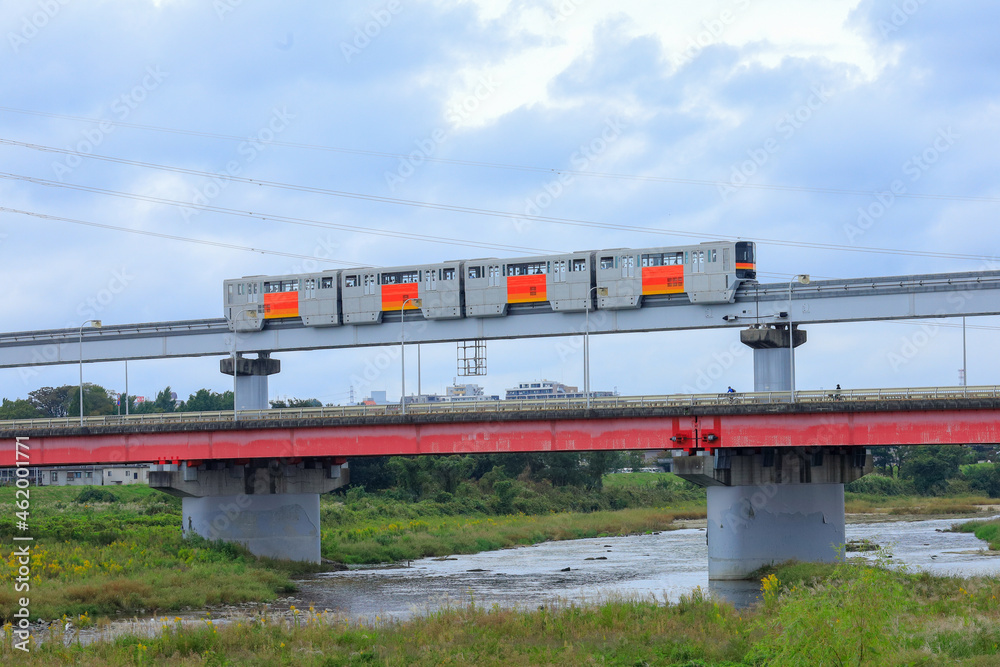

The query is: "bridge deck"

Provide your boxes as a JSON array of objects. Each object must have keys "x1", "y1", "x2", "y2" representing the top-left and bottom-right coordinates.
[{"x1": 3, "y1": 388, "x2": 999, "y2": 467}]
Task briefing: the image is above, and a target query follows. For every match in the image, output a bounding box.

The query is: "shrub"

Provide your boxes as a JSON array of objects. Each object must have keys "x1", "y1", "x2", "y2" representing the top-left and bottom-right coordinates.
[{"x1": 74, "y1": 488, "x2": 119, "y2": 503}]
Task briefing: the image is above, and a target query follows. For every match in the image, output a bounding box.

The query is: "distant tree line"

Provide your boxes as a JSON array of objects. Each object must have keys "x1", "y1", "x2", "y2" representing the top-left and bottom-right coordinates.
[{"x1": 0, "y1": 384, "x2": 333, "y2": 420}]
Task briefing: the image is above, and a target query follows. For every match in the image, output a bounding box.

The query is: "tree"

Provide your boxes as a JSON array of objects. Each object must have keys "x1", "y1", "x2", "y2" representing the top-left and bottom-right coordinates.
[
  {"x1": 900, "y1": 446, "x2": 972, "y2": 495},
  {"x1": 65, "y1": 384, "x2": 116, "y2": 418},
  {"x1": 426, "y1": 455, "x2": 476, "y2": 495},
  {"x1": 964, "y1": 463, "x2": 1000, "y2": 498},
  {"x1": 132, "y1": 387, "x2": 179, "y2": 414},
  {"x1": 0, "y1": 398, "x2": 39, "y2": 419},
  {"x1": 270, "y1": 398, "x2": 322, "y2": 409},
  {"x1": 183, "y1": 389, "x2": 234, "y2": 412},
  {"x1": 29, "y1": 386, "x2": 73, "y2": 417}
]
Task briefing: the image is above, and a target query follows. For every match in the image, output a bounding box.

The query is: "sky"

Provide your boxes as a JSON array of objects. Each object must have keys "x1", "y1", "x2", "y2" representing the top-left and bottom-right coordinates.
[{"x1": 1, "y1": 0, "x2": 999, "y2": 406}]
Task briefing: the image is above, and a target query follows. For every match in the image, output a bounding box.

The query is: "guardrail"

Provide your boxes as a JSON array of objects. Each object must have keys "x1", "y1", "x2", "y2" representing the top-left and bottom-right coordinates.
[{"x1": 1, "y1": 385, "x2": 998, "y2": 432}]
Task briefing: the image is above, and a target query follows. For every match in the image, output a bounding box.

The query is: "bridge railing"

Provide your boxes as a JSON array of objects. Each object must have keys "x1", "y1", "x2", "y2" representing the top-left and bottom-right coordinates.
[{"x1": 2, "y1": 385, "x2": 998, "y2": 431}]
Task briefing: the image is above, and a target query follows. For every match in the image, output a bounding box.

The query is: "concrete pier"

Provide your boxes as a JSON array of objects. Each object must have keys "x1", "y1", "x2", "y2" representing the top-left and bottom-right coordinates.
[
  {"x1": 150, "y1": 458, "x2": 348, "y2": 563},
  {"x1": 670, "y1": 325, "x2": 872, "y2": 579},
  {"x1": 740, "y1": 325, "x2": 806, "y2": 392},
  {"x1": 674, "y1": 447, "x2": 871, "y2": 579},
  {"x1": 220, "y1": 353, "x2": 280, "y2": 411}
]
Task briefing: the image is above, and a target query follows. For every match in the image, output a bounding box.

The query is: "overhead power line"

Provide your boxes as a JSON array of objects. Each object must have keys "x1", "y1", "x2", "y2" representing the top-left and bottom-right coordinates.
[
  {"x1": 2, "y1": 106, "x2": 998, "y2": 204},
  {"x1": 0, "y1": 207, "x2": 364, "y2": 265},
  {"x1": 1, "y1": 164, "x2": 999, "y2": 265}
]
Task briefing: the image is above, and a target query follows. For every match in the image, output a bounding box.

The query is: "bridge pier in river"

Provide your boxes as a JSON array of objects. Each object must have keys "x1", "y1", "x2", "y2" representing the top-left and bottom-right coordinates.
[
  {"x1": 672, "y1": 324, "x2": 871, "y2": 579},
  {"x1": 149, "y1": 458, "x2": 348, "y2": 563},
  {"x1": 674, "y1": 448, "x2": 871, "y2": 579}
]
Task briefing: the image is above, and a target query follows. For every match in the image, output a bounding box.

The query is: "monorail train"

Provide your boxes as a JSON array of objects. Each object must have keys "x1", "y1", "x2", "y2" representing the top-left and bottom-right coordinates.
[{"x1": 224, "y1": 241, "x2": 756, "y2": 332}]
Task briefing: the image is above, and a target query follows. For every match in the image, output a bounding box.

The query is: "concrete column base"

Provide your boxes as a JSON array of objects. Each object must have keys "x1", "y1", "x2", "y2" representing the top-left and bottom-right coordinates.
[
  {"x1": 707, "y1": 483, "x2": 845, "y2": 580},
  {"x1": 183, "y1": 493, "x2": 322, "y2": 563}
]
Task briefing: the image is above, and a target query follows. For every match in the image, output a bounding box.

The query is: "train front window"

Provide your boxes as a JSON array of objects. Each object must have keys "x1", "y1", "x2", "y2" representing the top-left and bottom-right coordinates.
[{"x1": 736, "y1": 242, "x2": 754, "y2": 264}]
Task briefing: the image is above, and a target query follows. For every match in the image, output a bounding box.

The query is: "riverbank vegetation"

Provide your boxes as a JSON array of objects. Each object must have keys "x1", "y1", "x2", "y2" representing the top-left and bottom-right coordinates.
[
  {"x1": 4, "y1": 559, "x2": 999, "y2": 665},
  {"x1": 955, "y1": 518, "x2": 1000, "y2": 551}
]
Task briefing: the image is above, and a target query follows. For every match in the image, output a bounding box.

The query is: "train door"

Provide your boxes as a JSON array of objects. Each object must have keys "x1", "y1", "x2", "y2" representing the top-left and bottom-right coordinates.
[
  {"x1": 488, "y1": 264, "x2": 501, "y2": 287},
  {"x1": 620, "y1": 254, "x2": 634, "y2": 278},
  {"x1": 692, "y1": 250, "x2": 705, "y2": 273},
  {"x1": 553, "y1": 259, "x2": 567, "y2": 283}
]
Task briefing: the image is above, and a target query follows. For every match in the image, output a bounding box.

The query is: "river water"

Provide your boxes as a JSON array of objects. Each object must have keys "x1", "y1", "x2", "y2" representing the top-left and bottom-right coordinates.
[
  {"x1": 46, "y1": 515, "x2": 999, "y2": 646},
  {"x1": 293, "y1": 516, "x2": 1000, "y2": 620}
]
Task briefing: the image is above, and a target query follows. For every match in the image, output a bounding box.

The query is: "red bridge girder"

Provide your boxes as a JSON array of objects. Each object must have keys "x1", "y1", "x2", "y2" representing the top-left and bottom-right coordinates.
[{"x1": 2, "y1": 409, "x2": 999, "y2": 467}]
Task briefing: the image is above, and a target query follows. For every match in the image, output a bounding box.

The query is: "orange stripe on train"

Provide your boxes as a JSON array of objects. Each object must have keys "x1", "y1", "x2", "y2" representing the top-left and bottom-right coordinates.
[
  {"x1": 263, "y1": 292, "x2": 299, "y2": 319},
  {"x1": 507, "y1": 275, "x2": 547, "y2": 303},
  {"x1": 641, "y1": 265, "x2": 684, "y2": 295},
  {"x1": 381, "y1": 283, "x2": 420, "y2": 311},
  {"x1": 736, "y1": 263, "x2": 756, "y2": 270}
]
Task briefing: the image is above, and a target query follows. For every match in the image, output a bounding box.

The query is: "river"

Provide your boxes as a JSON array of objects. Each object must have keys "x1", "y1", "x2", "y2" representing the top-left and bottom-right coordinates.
[{"x1": 292, "y1": 515, "x2": 1000, "y2": 619}]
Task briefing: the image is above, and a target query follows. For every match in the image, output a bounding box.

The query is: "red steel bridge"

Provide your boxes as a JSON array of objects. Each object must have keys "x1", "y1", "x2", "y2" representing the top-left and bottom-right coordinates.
[{"x1": 3, "y1": 385, "x2": 999, "y2": 467}]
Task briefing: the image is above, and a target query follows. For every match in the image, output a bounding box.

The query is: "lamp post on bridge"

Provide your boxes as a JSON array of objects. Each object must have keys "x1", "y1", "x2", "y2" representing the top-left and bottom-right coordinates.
[
  {"x1": 400, "y1": 297, "x2": 422, "y2": 415},
  {"x1": 79, "y1": 319, "x2": 102, "y2": 426},
  {"x1": 584, "y1": 286, "x2": 609, "y2": 410},
  {"x1": 788, "y1": 274, "x2": 810, "y2": 402}
]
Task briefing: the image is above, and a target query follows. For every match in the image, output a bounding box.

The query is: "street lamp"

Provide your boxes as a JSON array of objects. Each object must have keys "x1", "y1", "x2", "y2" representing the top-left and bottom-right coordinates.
[
  {"x1": 400, "y1": 297, "x2": 422, "y2": 415},
  {"x1": 231, "y1": 309, "x2": 258, "y2": 421},
  {"x1": 788, "y1": 274, "x2": 810, "y2": 402},
  {"x1": 585, "y1": 286, "x2": 609, "y2": 409},
  {"x1": 79, "y1": 319, "x2": 102, "y2": 425}
]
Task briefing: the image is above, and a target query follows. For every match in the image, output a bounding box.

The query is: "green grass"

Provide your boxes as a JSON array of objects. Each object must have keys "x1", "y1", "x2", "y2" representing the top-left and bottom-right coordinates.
[
  {"x1": 954, "y1": 519, "x2": 1000, "y2": 550},
  {"x1": 4, "y1": 561, "x2": 1000, "y2": 665},
  {"x1": 0, "y1": 486, "x2": 305, "y2": 621},
  {"x1": 845, "y1": 493, "x2": 998, "y2": 515}
]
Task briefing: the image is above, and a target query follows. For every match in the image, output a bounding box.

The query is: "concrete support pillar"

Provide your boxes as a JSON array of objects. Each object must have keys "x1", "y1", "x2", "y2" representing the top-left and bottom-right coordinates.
[
  {"x1": 740, "y1": 325, "x2": 806, "y2": 392},
  {"x1": 706, "y1": 483, "x2": 844, "y2": 580},
  {"x1": 183, "y1": 493, "x2": 322, "y2": 562},
  {"x1": 674, "y1": 447, "x2": 871, "y2": 580},
  {"x1": 150, "y1": 458, "x2": 348, "y2": 563},
  {"x1": 220, "y1": 353, "x2": 280, "y2": 411}
]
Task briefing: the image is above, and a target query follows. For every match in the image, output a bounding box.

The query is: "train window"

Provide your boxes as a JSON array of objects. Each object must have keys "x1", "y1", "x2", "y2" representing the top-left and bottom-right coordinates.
[
  {"x1": 228, "y1": 284, "x2": 234, "y2": 304},
  {"x1": 507, "y1": 261, "x2": 548, "y2": 276},
  {"x1": 572, "y1": 258, "x2": 586, "y2": 272},
  {"x1": 709, "y1": 249, "x2": 717, "y2": 263},
  {"x1": 280, "y1": 280, "x2": 298, "y2": 292},
  {"x1": 468, "y1": 266, "x2": 481, "y2": 279},
  {"x1": 736, "y1": 242, "x2": 754, "y2": 263},
  {"x1": 345, "y1": 275, "x2": 358, "y2": 288},
  {"x1": 600, "y1": 256, "x2": 614, "y2": 270},
  {"x1": 641, "y1": 253, "x2": 664, "y2": 267},
  {"x1": 442, "y1": 268, "x2": 455, "y2": 280},
  {"x1": 381, "y1": 271, "x2": 419, "y2": 285},
  {"x1": 321, "y1": 276, "x2": 333, "y2": 289}
]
